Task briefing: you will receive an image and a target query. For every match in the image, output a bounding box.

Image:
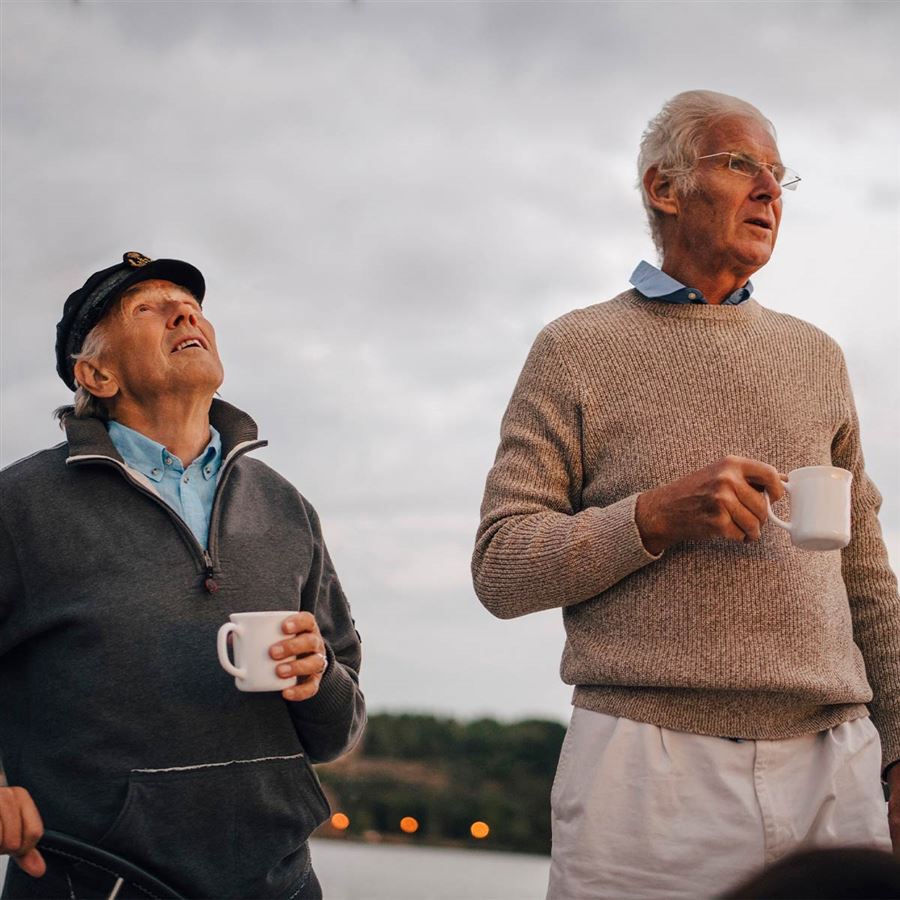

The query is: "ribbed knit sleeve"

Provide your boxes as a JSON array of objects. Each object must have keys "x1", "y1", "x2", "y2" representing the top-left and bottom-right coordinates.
[
  {"x1": 288, "y1": 499, "x2": 366, "y2": 764},
  {"x1": 831, "y1": 353, "x2": 900, "y2": 771},
  {"x1": 472, "y1": 325, "x2": 660, "y2": 619}
]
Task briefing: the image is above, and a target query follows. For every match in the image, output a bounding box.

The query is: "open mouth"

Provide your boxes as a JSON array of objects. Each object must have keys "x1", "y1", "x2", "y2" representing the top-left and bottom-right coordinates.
[{"x1": 171, "y1": 337, "x2": 207, "y2": 353}]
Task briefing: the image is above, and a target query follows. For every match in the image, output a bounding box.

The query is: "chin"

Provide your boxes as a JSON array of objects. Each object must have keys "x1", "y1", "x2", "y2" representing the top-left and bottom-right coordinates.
[
  {"x1": 204, "y1": 370, "x2": 225, "y2": 392},
  {"x1": 734, "y1": 244, "x2": 774, "y2": 270}
]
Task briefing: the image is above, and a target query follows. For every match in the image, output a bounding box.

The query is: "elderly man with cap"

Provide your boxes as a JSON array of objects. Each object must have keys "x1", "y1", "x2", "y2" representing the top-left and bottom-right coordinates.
[
  {"x1": 0, "y1": 252, "x2": 365, "y2": 899},
  {"x1": 473, "y1": 90, "x2": 900, "y2": 898}
]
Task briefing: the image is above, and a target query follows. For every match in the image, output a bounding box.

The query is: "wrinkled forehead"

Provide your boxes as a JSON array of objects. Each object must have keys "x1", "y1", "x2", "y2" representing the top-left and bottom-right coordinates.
[{"x1": 700, "y1": 115, "x2": 781, "y2": 163}]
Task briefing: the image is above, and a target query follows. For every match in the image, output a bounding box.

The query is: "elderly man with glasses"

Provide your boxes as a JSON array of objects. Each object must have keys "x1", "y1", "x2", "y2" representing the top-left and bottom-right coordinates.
[{"x1": 473, "y1": 90, "x2": 898, "y2": 898}]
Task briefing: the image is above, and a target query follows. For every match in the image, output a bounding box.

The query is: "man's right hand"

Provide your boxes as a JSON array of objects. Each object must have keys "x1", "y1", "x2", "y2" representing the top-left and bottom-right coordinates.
[
  {"x1": 635, "y1": 455, "x2": 786, "y2": 556},
  {"x1": 0, "y1": 786, "x2": 45, "y2": 878}
]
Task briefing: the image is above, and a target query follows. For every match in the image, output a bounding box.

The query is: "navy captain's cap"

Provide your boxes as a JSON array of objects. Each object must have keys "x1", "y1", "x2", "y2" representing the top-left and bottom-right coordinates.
[{"x1": 55, "y1": 251, "x2": 206, "y2": 391}]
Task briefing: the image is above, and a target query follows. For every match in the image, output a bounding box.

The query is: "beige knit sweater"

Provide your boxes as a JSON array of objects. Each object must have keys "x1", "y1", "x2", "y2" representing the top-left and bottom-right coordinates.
[{"x1": 473, "y1": 289, "x2": 900, "y2": 769}]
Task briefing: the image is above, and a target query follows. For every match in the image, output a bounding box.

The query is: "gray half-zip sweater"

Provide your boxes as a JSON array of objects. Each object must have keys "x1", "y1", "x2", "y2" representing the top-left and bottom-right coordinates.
[{"x1": 0, "y1": 399, "x2": 365, "y2": 899}]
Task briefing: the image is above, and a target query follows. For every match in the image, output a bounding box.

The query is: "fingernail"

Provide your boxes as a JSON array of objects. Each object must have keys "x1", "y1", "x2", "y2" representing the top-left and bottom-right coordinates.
[
  {"x1": 272, "y1": 646, "x2": 284, "y2": 659},
  {"x1": 285, "y1": 688, "x2": 296, "y2": 700},
  {"x1": 285, "y1": 621, "x2": 297, "y2": 633},
  {"x1": 277, "y1": 664, "x2": 292, "y2": 676}
]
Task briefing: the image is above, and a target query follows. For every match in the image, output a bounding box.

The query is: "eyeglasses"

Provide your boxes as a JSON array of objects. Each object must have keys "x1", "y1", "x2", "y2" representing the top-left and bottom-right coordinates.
[{"x1": 695, "y1": 152, "x2": 801, "y2": 190}]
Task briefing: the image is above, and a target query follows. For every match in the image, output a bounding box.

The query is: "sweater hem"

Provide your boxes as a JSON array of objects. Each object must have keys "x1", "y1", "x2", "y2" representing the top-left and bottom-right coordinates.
[{"x1": 572, "y1": 684, "x2": 869, "y2": 741}]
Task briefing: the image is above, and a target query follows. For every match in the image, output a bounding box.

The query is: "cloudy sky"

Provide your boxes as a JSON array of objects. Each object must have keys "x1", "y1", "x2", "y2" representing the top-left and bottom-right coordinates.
[{"x1": 2, "y1": 0, "x2": 898, "y2": 726}]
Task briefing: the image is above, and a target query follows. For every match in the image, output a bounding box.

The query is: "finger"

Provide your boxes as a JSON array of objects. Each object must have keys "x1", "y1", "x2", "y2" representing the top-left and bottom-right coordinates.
[
  {"x1": 736, "y1": 458, "x2": 786, "y2": 500},
  {"x1": 18, "y1": 791, "x2": 44, "y2": 855},
  {"x1": 281, "y1": 612, "x2": 317, "y2": 636},
  {"x1": 729, "y1": 504, "x2": 762, "y2": 541},
  {"x1": 733, "y1": 479, "x2": 771, "y2": 526},
  {"x1": 276, "y1": 653, "x2": 327, "y2": 680},
  {"x1": 15, "y1": 847, "x2": 46, "y2": 879},
  {"x1": 714, "y1": 510, "x2": 751, "y2": 543},
  {"x1": 282, "y1": 674, "x2": 322, "y2": 702},
  {"x1": 0, "y1": 796, "x2": 23, "y2": 854},
  {"x1": 270, "y1": 632, "x2": 324, "y2": 660}
]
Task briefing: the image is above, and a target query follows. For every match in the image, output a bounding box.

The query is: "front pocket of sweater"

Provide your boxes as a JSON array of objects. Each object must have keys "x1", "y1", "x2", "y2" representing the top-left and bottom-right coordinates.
[{"x1": 95, "y1": 753, "x2": 330, "y2": 899}]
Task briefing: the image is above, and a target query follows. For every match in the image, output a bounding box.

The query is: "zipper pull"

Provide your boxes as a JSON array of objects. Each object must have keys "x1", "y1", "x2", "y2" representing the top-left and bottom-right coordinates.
[{"x1": 203, "y1": 551, "x2": 219, "y2": 593}]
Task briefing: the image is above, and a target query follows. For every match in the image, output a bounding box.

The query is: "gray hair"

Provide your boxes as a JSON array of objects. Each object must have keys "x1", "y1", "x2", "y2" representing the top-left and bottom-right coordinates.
[{"x1": 638, "y1": 90, "x2": 776, "y2": 255}]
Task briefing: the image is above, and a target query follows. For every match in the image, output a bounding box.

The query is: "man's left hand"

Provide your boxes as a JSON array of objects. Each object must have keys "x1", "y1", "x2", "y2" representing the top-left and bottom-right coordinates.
[
  {"x1": 269, "y1": 612, "x2": 328, "y2": 702},
  {"x1": 887, "y1": 763, "x2": 900, "y2": 857}
]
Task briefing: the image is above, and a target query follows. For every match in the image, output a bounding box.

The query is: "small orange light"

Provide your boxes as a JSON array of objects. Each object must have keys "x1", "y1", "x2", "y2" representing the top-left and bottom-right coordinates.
[
  {"x1": 470, "y1": 821, "x2": 490, "y2": 839},
  {"x1": 400, "y1": 816, "x2": 419, "y2": 834},
  {"x1": 331, "y1": 812, "x2": 350, "y2": 831}
]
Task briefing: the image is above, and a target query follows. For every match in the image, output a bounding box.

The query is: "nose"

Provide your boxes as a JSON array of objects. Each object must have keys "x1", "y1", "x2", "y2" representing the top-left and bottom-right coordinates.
[
  {"x1": 167, "y1": 300, "x2": 199, "y2": 329},
  {"x1": 751, "y1": 166, "x2": 782, "y2": 203}
]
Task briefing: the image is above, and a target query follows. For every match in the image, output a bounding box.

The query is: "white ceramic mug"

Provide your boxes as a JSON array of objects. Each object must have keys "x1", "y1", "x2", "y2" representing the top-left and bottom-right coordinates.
[
  {"x1": 217, "y1": 611, "x2": 297, "y2": 692},
  {"x1": 767, "y1": 466, "x2": 852, "y2": 551}
]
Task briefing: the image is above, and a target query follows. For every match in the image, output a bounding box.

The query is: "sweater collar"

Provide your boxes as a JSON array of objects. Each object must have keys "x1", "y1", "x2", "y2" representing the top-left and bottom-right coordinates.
[{"x1": 65, "y1": 398, "x2": 265, "y2": 463}]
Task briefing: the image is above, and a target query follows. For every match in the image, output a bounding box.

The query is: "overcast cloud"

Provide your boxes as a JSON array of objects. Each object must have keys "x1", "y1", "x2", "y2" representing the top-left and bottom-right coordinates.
[{"x1": 2, "y1": 0, "x2": 898, "y2": 725}]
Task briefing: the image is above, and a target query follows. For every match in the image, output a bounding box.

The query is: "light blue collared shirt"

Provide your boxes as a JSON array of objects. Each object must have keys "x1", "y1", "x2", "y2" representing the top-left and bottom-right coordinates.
[
  {"x1": 629, "y1": 260, "x2": 752, "y2": 306},
  {"x1": 107, "y1": 420, "x2": 223, "y2": 549}
]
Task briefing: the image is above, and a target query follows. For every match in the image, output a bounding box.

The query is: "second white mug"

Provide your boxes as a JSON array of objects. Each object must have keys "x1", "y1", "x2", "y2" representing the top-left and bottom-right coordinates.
[{"x1": 767, "y1": 466, "x2": 852, "y2": 552}]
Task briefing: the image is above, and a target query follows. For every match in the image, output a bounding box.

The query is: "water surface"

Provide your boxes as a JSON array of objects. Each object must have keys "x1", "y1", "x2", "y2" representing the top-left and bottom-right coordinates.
[{"x1": 310, "y1": 838, "x2": 550, "y2": 900}]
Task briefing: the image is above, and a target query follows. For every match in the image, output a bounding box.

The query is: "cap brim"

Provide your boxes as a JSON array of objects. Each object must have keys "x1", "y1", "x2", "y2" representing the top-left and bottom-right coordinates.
[{"x1": 114, "y1": 259, "x2": 206, "y2": 303}]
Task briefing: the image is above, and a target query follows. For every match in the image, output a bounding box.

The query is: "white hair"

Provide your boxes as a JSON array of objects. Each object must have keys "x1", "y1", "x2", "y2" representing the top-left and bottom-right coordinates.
[
  {"x1": 54, "y1": 319, "x2": 115, "y2": 425},
  {"x1": 638, "y1": 90, "x2": 776, "y2": 256}
]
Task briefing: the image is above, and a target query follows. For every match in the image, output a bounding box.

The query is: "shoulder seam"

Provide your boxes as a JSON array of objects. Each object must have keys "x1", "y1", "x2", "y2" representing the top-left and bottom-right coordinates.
[{"x1": 0, "y1": 441, "x2": 67, "y2": 476}]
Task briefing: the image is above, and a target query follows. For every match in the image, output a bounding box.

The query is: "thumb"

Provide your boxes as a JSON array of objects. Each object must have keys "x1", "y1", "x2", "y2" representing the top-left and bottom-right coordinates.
[{"x1": 15, "y1": 847, "x2": 47, "y2": 878}]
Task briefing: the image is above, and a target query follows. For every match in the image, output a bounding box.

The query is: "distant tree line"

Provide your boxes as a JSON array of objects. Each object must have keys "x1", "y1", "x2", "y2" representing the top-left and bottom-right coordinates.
[{"x1": 316, "y1": 713, "x2": 566, "y2": 855}]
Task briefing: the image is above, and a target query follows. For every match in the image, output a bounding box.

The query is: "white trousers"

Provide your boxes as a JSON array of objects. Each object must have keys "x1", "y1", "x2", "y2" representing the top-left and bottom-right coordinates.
[{"x1": 548, "y1": 708, "x2": 891, "y2": 900}]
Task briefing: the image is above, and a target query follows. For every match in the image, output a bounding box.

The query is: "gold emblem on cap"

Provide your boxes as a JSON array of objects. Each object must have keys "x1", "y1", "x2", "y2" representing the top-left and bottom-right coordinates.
[{"x1": 123, "y1": 251, "x2": 152, "y2": 268}]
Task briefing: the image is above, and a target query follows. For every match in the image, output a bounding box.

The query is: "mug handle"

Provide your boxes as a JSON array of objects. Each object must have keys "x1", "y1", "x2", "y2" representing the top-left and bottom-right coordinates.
[
  {"x1": 217, "y1": 622, "x2": 246, "y2": 678},
  {"x1": 766, "y1": 480, "x2": 793, "y2": 532}
]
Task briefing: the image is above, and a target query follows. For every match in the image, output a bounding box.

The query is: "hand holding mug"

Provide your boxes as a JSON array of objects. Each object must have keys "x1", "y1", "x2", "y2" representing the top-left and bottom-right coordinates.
[
  {"x1": 269, "y1": 612, "x2": 329, "y2": 702},
  {"x1": 217, "y1": 610, "x2": 328, "y2": 700},
  {"x1": 636, "y1": 455, "x2": 786, "y2": 555}
]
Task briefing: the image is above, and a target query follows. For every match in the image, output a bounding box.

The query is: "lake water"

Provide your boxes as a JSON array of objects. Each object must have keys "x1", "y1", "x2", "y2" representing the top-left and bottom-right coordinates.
[
  {"x1": 309, "y1": 839, "x2": 549, "y2": 899},
  {"x1": 1, "y1": 840, "x2": 550, "y2": 899}
]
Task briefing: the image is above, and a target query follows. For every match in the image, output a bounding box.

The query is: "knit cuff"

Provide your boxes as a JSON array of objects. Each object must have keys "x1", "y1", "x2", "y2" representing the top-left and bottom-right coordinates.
[
  {"x1": 624, "y1": 492, "x2": 665, "y2": 562},
  {"x1": 289, "y1": 642, "x2": 357, "y2": 722},
  {"x1": 582, "y1": 492, "x2": 664, "y2": 574}
]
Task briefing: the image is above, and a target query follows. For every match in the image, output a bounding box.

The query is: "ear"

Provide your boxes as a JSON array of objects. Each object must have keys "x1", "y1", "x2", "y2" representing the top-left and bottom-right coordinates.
[
  {"x1": 74, "y1": 358, "x2": 120, "y2": 400},
  {"x1": 643, "y1": 165, "x2": 680, "y2": 217}
]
